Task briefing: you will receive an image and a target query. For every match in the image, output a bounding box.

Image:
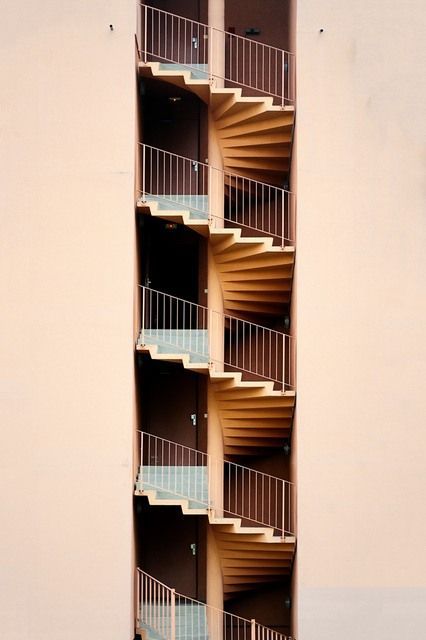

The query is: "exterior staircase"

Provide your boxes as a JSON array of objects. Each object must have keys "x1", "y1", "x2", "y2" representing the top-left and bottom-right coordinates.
[
  {"x1": 137, "y1": 4, "x2": 295, "y2": 185},
  {"x1": 136, "y1": 1, "x2": 297, "y2": 626},
  {"x1": 138, "y1": 200, "x2": 294, "y2": 316},
  {"x1": 137, "y1": 144, "x2": 295, "y2": 316},
  {"x1": 136, "y1": 287, "x2": 294, "y2": 389},
  {"x1": 136, "y1": 286, "x2": 296, "y2": 452},
  {"x1": 139, "y1": 62, "x2": 293, "y2": 185},
  {"x1": 135, "y1": 432, "x2": 295, "y2": 596},
  {"x1": 136, "y1": 569, "x2": 294, "y2": 640}
]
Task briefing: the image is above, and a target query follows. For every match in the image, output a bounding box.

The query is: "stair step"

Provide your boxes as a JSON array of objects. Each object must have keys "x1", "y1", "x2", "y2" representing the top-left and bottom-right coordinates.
[
  {"x1": 144, "y1": 194, "x2": 209, "y2": 220},
  {"x1": 137, "y1": 330, "x2": 209, "y2": 363},
  {"x1": 158, "y1": 62, "x2": 209, "y2": 80},
  {"x1": 136, "y1": 466, "x2": 209, "y2": 508}
]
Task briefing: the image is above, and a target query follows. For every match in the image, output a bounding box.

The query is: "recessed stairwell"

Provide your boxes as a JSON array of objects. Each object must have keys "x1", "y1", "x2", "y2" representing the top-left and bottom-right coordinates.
[
  {"x1": 137, "y1": 4, "x2": 295, "y2": 188},
  {"x1": 135, "y1": 2, "x2": 297, "y2": 633},
  {"x1": 136, "y1": 569, "x2": 293, "y2": 640},
  {"x1": 137, "y1": 144, "x2": 295, "y2": 316},
  {"x1": 136, "y1": 287, "x2": 294, "y2": 390},
  {"x1": 135, "y1": 432, "x2": 295, "y2": 597}
]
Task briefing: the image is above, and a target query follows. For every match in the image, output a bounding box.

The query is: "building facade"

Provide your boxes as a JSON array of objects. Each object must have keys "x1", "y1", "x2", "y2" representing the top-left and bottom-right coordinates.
[{"x1": 1, "y1": 1, "x2": 426, "y2": 639}]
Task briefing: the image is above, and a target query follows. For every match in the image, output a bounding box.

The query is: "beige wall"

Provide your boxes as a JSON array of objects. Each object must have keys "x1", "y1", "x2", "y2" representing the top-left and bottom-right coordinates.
[
  {"x1": 297, "y1": 1, "x2": 426, "y2": 637},
  {"x1": 1, "y1": 2, "x2": 135, "y2": 638}
]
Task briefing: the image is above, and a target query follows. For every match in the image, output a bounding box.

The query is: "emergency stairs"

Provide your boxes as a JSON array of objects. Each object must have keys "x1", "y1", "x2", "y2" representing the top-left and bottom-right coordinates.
[{"x1": 135, "y1": 0, "x2": 296, "y2": 619}]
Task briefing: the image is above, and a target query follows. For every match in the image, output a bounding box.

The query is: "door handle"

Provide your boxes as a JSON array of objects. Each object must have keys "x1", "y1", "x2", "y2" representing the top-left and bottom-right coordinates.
[
  {"x1": 190, "y1": 413, "x2": 197, "y2": 427},
  {"x1": 190, "y1": 543, "x2": 197, "y2": 556},
  {"x1": 192, "y1": 37, "x2": 198, "y2": 49}
]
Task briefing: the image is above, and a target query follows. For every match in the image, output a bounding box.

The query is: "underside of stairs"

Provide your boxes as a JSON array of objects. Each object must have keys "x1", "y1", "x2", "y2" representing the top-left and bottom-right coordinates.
[
  {"x1": 135, "y1": 486, "x2": 295, "y2": 598},
  {"x1": 136, "y1": 344, "x2": 295, "y2": 454},
  {"x1": 210, "y1": 230, "x2": 294, "y2": 316},
  {"x1": 212, "y1": 525, "x2": 295, "y2": 599},
  {"x1": 138, "y1": 62, "x2": 294, "y2": 186},
  {"x1": 137, "y1": 200, "x2": 294, "y2": 317},
  {"x1": 209, "y1": 375, "x2": 295, "y2": 456}
]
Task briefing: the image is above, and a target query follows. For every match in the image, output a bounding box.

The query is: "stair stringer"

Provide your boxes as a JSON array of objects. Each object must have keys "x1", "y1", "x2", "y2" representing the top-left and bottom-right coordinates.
[
  {"x1": 138, "y1": 62, "x2": 295, "y2": 185},
  {"x1": 135, "y1": 488, "x2": 296, "y2": 597},
  {"x1": 136, "y1": 345, "x2": 296, "y2": 454},
  {"x1": 136, "y1": 200, "x2": 295, "y2": 316}
]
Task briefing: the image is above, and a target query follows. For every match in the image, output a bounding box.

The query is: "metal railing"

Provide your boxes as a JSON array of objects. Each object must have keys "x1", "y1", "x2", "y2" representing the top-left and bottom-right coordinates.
[
  {"x1": 138, "y1": 144, "x2": 295, "y2": 246},
  {"x1": 138, "y1": 286, "x2": 295, "y2": 391},
  {"x1": 137, "y1": 432, "x2": 295, "y2": 536},
  {"x1": 137, "y1": 4, "x2": 295, "y2": 105},
  {"x1": 136, "y1": 569, "x2": 295, "y2": 640}
]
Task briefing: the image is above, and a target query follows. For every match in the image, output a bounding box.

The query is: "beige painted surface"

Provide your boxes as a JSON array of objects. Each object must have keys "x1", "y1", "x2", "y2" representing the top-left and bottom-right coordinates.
[
  {"x1": 297, "y1": 0, "x2": 426, "y2": 637},
  {"x1": 206, "y1": 527, "x2": 224, "y2": 611},
  {"x1": 1, "y1": 2, "x2": 135, "y2": 638}
]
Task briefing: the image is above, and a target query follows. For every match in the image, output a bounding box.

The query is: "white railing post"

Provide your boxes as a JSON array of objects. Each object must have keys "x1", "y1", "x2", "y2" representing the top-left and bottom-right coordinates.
[
  {"x1": 140, "y1": 431, "x2": 143, "y2": 480},
  {"x1": 207, "y1": 164, "x2": 213, "y2": 227},
  {"x1": 141, "y1": 286, "x2": 146, "y2": 346},
  {"x1": 141, "y1": 4, "x2": 148, "y2": 63},
  {"x1": 136, "y1": 570, "x2": 141, "y2": 629},
  {"x1": 142, "y1": 143, "x2": 146, "y2": 202},
  {"x1": 171, "y1": 588, "x2": 176, "y2": 640},
  {"x1": 207, "y1": 453, "x2": 212, "y2": 510},
  {"x1": 208, "y1": 25, "x2": 213, "y2": 83},
  {"x1": 251, "y1": 619, "x2": 256, "y2": 640}
]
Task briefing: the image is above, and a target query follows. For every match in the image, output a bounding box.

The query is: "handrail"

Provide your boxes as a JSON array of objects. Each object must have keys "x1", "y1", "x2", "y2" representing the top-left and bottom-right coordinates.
[
  {"x1": 138, "y1": 286, "x2": 295, "y2": 391},
  {"x1": 136, "y1": 568, "x2": 295, "y2": 640},
  {"x1": 138, "y1": 143, "x2": 295, "y2": 247},
  {"x1": 136, "y1": 431, "x2": 295, "y2": 536},
  {"x1": 137, "y1": 4, "x2": 295, "y2": 105}
]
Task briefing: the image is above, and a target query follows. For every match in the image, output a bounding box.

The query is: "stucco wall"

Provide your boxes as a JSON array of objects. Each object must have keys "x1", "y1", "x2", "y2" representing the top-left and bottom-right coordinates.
[
  {"x1": 0, "y1": 2, "x2": 135, "y2": 638},
  {"x1": 297, "y1": 1, "x2": 426, "y2": 637}
]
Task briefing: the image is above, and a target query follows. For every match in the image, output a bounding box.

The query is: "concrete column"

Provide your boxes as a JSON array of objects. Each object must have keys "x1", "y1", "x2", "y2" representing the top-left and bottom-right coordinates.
[{"x1": 208, "y1": 0, "x2": 225, "y2": 83}]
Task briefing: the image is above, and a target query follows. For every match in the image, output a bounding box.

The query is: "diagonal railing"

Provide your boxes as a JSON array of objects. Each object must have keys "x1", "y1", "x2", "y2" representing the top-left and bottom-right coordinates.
[
  {"x1": 136, "y1": 431, "x2": 295, "y2": 537},
  {"x1": 137, "y1": 286, "x2": 295, "y2": 391},
  {"x1": 138, "y1": 143, "x2": 295, "y2": 247},
  {"x1": 136, "y1": 569, "x2": 296, "y2": 640},
  {"x1": 137, "y1": 4, "x2": 295, "y2": 105}
]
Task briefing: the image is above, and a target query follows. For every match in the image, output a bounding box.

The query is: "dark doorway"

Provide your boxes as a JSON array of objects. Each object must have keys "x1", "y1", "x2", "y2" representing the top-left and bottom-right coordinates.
[
  {"x1": 139, "y1": 216, "x2": 203, "y2": 304},
  {"x1": 137, "y1": 357, "x2": 207, "y2": 452},
  {"x1": 136, "y1": 503, "x2": 207, "y2": 601}
]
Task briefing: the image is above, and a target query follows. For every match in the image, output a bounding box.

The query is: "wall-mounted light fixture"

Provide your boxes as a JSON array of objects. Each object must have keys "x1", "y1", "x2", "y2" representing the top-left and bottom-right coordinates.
[{"x1": 168, "y1": 96, "x2": 182, "y2": 103}]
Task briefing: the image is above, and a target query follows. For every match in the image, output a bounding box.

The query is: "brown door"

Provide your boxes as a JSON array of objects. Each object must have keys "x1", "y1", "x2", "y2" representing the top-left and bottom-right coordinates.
[
  {"x1": 139, "y1": 504, "x2": 206, "y2": 600},
  {"x1": 143, "y1": 360, "x2": 203, "y2": 450}
]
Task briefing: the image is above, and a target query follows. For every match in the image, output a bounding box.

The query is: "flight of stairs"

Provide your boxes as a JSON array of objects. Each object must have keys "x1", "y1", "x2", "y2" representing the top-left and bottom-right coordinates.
[
  {"x1": 137, "y1": 199, "x2": 294, "y2": 316},
  {"x1": 136, "y1": 341, "x2": 295, "y2": 454},
  {"x1": 135, "y1": 465, "x2": 209, "y2": 510},
  {"x1": 136, "y1": 476, "x2": 295, "y2": 596},
  {"x1": 137, "y1": 18, "x2": 296, "y2": 615},
  {"x1": 138, "y1": 62, "x2": 294, "y2": 185}
]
